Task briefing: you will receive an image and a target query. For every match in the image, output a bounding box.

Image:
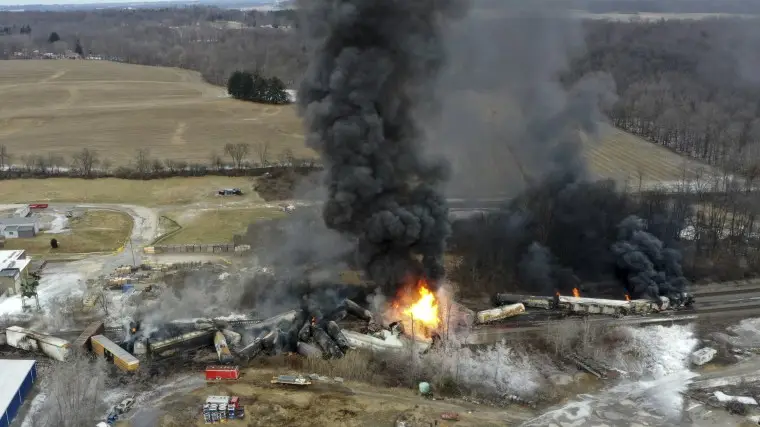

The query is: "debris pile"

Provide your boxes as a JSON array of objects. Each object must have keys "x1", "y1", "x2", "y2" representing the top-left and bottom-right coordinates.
[{"x1": 237, "y1": 298, "x2": 384, "y2": 361}]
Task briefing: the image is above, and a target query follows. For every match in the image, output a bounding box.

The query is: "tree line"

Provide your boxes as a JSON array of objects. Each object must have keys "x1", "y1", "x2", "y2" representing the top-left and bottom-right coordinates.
[
  {"x1": 0, "y1": 7, "x2": 304, "y2": 86},
  {"x1": 227, "y1": 70, "x2": 290, "y2": 105},
  {"x1": 0, "y1": 143, "x2": 320, "y2": 180},
  {"x1": 566, "y1": 17, "x2": 760, "y2": 178}
]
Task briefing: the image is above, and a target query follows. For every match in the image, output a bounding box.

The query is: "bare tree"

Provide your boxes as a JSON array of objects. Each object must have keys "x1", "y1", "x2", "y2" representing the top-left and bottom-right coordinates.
[
  {"x1": 209, "y1": 150, "x2": 224, "y2": 171},
  {"x1": 224, "y1": 143, "x2": 250, "y2": 169},
  {"x1": 72, "y1": 148, "x2": 99, "y2": 178},
  {"x1": 255, "y1": 141, "x2": 270, "y2": 166},
  {"x1": 134, "y1": 148, "x2": 151, "y2": 177},
  {"x1": 34, "y1": 353, "x2": 108, "y2": 427},
  {"x1": 97, "y1": 291, "x2": 111, "y2": 317},
  {"x1": 0, "y1": 144, "x2": 10, "y2": 170}
]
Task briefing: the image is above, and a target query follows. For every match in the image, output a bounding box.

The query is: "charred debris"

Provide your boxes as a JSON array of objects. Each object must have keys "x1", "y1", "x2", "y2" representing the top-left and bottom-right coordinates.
[{"x1": 122, "y1": 295, "x2": 435, "y2": 365}]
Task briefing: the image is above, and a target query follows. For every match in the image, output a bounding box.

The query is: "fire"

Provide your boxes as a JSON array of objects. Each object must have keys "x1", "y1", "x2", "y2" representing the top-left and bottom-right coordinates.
[
  {"x1": 403, "y1": 286, "x2": 440, "y2": 330},
  {"x1": 572, "y1": 288, "x2": 580, "y2": 298},
  {"x1": 388, "y1": 278, "x2": 441, "y2": 339},
  {"x1": 625, "y1": 294, "x2": 631, "y2": 301}
]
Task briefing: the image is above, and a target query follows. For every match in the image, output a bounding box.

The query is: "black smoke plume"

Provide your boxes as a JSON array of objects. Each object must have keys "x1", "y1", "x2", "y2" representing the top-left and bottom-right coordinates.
[
  {"x1": 612, "y1": 215, "x2": 690, "y2": 300},
  {"x1": 296, "y1": 0, "x2": 465, "y2": 291},
  {"x1": 442, "y1": 2, "x2": 691, "y2": 300}
]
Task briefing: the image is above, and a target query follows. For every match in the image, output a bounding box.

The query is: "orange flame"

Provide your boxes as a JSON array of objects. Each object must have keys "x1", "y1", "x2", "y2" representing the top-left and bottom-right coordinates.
[
  {"x1": 625, "y1": 294, "x2": 631, "y2": 301},
  {"x1": 555, "y1": 291, "x2": 560, "y2": 297},
  {"x1": 388, "y1": 278, "x2": 441, "y2": 339},
  {"x1": 403, "y1": 286, "x2": 440, "y2": 330},
  {"x1": 572, "y1": 288, "x2": 580, "y2": 298}
]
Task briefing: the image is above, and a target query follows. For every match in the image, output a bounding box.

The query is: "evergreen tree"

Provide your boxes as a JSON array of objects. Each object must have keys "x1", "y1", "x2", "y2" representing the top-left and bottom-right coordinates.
[
  {"x1": 239, "y1": 71, "x2": 254, "y2": 99},
  {"x1": 47, "y1": 31, "x2": 60, "y2": 43},
  {"x1": 267, "y1": 76, "x2": 289, "y2": 104},
  {"x1": 227, "y1": 71, "x2": 244, "y2": 98},
  {"x1": 75, "y1": 39, "x2": 84, "y2": 56}
]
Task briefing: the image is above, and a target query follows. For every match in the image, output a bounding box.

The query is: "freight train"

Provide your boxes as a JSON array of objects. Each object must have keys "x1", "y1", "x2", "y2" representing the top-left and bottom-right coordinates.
[{"x1": 494, "y1": 291, "x2": 695, "y2": 318}]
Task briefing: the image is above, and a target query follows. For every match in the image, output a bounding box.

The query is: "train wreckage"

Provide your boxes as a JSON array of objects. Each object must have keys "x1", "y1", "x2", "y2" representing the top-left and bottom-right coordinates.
[{"x1": 1, "y1": 285, "x2": 697, "y2": 370}]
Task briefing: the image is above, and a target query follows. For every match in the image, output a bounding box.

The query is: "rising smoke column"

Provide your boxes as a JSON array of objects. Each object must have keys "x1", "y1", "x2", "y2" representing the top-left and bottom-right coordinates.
[
  {"x1": 296, "y1": 0, "x2": 464, "y2": 291},
  {"x1": 611, "y1": 215, "x2": 690, "y2": 300}
]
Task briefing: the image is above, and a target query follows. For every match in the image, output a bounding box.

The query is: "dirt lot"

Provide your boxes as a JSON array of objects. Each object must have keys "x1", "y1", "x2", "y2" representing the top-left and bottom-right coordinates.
[
  {"x1": 0, "y1": 60, "x2": 313, "y2": 166},
  {"x1": 152, "y1": 369, "x2": 533, "y2": 427},
  {"x1": 3, "y1": 209, "x2": 132, "y2": 254}
]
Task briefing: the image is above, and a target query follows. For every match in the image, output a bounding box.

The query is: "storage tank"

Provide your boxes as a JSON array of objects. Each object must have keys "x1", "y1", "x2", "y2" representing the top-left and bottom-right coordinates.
[
  {"x1": 5, "y1": 326, "x2": 70, "y2": 361},
  {"x1": 476, "y1": 303, "x2": 526, "y2": 324}
]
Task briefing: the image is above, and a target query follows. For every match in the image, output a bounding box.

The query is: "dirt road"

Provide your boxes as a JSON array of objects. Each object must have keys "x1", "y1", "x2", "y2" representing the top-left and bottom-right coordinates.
[{"x1": 152, "y1": 369, "x2": 534, "y2": 427}]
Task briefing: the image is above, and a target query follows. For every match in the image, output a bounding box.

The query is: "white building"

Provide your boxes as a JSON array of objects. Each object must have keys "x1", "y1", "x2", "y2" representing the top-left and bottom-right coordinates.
[{"x1": 0, "y1": 250, "x2": 32, "y2": 297}]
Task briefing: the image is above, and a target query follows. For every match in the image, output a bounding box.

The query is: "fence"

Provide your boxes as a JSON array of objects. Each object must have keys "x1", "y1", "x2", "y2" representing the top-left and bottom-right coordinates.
[{"x1": 144, "y1": 244, "x2": 245, "y2": 254}]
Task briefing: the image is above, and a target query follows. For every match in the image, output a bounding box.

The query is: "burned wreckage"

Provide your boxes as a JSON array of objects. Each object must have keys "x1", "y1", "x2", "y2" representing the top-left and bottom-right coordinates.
[{"x1": 121, "y1": 294, "x2": 441, "y2": 365}]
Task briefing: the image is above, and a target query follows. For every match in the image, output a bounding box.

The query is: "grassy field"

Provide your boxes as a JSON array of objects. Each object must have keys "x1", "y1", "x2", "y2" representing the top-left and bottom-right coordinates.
[
  {"x1": 3, "y1": 210, "x2": 132, "y2": 254},
  {"x1": 0, "y1": 176, "x2": 263, "y2": 206},
  {"x1": 159, "y1": 207, "x2": 286, "y2": 244},
  {"x1": 0, "y1": 60, "x2": 313, "y2": 166},
  {"x1": 582, "y1": 123, "x2": 714, "y2": 186}
]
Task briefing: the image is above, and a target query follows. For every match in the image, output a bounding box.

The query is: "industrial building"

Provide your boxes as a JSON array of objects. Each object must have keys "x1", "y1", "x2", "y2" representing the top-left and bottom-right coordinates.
[
  {"x1": 0, "y1": 359, "x2": 37, "y2": 427},
  {"x1": 0, "y1": 250, "x2": 32, "y2": 297},
  {"x1": 0, "y1": 217, "x2": 39, "y2": 239}
]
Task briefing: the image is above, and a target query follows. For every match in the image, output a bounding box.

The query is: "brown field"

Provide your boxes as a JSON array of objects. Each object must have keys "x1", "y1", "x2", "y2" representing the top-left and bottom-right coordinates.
[
  {"x1": 160, "y1": 207, "x2": 286, "y2": 244},
  {"x1": 0, "y1": 60, "x2": 716, "y2": 194},
  {"x1": 0, "y1": 176, "x2": 263, "y2": 206},
  {"x1": 3, "y1": 210, "x2": 132, "y2": 254},
  {"x1": 0, "y1": 60, "x2": 313, "y2": 166},
  {"x1": 582, "y1": 123, "x2": 714, "y2": 186},
  {"x1": 572, "y1": 11, "x2": 753, "y2": 21}
]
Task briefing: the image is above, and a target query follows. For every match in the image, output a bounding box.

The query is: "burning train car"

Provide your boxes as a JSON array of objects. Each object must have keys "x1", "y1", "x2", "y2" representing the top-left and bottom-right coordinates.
[
  {"x1": 493, "y1": 290, "x2": 694, "y2": 318},
  {"x1": 5, "y1": 326, "x2": 70, "y2": 361}
]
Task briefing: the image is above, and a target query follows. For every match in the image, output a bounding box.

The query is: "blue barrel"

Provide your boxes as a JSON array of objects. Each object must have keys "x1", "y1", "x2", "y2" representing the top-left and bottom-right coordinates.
[{"x1": 418, "y1": 382, "x2": 431, "y2": 395}]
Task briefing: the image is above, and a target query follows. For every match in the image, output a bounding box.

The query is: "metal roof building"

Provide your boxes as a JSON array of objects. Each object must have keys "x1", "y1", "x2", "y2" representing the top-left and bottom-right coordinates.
[{"x1": 0, "y1": 359, "x2": 37, "y2": 427}]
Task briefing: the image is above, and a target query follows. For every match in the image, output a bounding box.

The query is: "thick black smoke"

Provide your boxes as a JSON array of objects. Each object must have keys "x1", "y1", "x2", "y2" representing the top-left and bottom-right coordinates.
[
  {"x1": 296, "y1": 0, "x2": 465, "y2": 291},
  {"x1": 611, "y1": 215, "x2": 690, "y2": 300}
]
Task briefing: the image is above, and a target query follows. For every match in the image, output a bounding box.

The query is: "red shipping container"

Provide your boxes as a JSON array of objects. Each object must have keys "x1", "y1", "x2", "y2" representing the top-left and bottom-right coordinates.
[
  {"x1": 205, "y1": 365, "x2": 240, "y2": 381},
  {"x1": 29, "y1": 204, "x2": 48, "y2": 209}
]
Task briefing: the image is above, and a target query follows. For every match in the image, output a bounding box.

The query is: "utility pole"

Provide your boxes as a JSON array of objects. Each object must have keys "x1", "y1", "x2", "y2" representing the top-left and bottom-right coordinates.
[{"x1": 128, "y1": 237, "x2": 136, "y2": 266}]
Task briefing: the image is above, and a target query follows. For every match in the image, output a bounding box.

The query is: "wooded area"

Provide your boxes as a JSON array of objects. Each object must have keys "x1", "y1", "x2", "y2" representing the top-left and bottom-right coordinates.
[
  {"x1": 566, "y1": 18, "x2": 760, "y2": 177},
  {"x1": 0, "y1": 7, "x2": 303, "y2": 85}
]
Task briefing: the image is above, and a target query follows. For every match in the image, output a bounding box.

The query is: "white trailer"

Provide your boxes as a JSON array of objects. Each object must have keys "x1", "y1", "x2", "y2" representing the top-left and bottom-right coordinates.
[{"x1": 5, "y1": 326, "x2": 71, "y2": 361}]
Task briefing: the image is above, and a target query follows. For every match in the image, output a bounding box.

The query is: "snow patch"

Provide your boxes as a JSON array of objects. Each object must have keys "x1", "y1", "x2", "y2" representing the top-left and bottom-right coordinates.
[
  {"x1": 44, "y1": 214, "x2": 69, "y2": 234},
  {"x1": 423, "y1": 341, "x2": 557, "y2": 398},
  {"x1": 524, "y1": 324, "x2": 698, "y2": 425}
]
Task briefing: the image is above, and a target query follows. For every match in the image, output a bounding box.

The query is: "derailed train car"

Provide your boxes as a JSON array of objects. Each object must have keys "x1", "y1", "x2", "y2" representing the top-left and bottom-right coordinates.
[
  {"x1": 147, "y1": 327, "x2": 216, "y2": 358},
  {"x1": 91, "y1": 334, "x2": 139, "y2": 372},
  {"x1": 214, "y1": 331, "x2": 234, "y2": 364},
  {"x1": 494, "y1": 292, "x2": 694, "y2": 317}
]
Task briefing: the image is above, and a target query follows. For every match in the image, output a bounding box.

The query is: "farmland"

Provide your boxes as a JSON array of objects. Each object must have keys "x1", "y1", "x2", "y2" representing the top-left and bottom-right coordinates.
[{"x1": 0, "y1": 60, "x2": 313, "y2": 166}]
